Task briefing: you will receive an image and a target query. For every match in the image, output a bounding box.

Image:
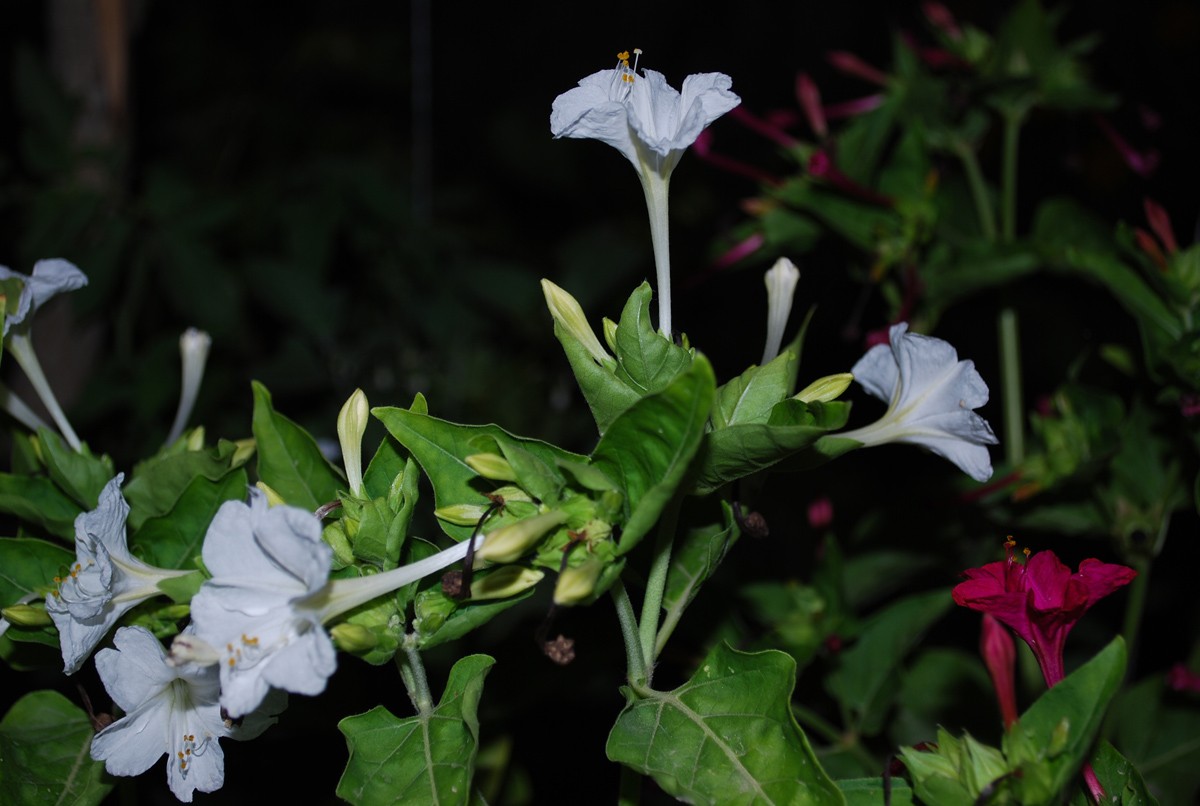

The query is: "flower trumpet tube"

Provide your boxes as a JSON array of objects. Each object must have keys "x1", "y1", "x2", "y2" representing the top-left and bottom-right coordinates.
[
  {"x1": 165, "y1": 328, "x2": 212, "y2": 447},
  {"x1": 336, "y1": 388, "x2": 369, "y2": 497},
  {"x1": 541, "y1": 279, "x2": 612, "y2": 366},
  {"x1": 552, "y1": 50, "x2": 740, "y2": 337},
  {"x1": 838, "y1": 322, "x2": 999, "y2": 482},
  {"x1": 0, "y1": 381, "x2": 53, "y2": 434}
]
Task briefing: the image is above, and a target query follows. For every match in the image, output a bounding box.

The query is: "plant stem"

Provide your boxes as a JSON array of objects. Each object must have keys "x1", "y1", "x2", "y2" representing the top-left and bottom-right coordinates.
[
  {"x1": 1001, "y1": 109, "x2": 1024, "y2": 243},
  {"x1": 793, "y1": 704, "x2": 878, "y2": 773},
  {"x1": 397, "y1": 636, "x2": 434, "y2": 715},
  {"x1": 954, "y1": 141, "x2": 996, "y2": 242},
  {"x1": 639, "y1": 493, "x2": 682, "y2": 681},
  {"x1": 618, "y1": 764, "x2": 642, "y2": 806},
  {"x1": 1120, "y1": 557, "x2": 1151, "y2": 679},
  {"x1": 999, "y1": 308, "x2": 1024, "y2": 466},
  {"x1": 612, "y1": 578, "x2": 647, "y2": 687}
]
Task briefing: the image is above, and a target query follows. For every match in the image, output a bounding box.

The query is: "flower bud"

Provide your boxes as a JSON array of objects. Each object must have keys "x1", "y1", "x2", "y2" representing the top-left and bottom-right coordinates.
[
  {"x1": 795, "y1": 372, "x2": 854, "y2": 403},
  {"x1": 322, "y1": 521, "x2": 356, "y2": 569},
  {"x1": 553, "y1": 559, "x2": 604, "y2": 606},
  {"x1": 185, "y1": 426, "x2": 205, "y2": 452},
  {"x1": 762, "y1": 257, "x2": 801, "y2": 364},
  {"x1": 602, "y1": 317, "x2": 619, "y2": 353},
  {"x1": 168, "y1": 634, "x2": 220, "y2": 667},
  {"x1": 469, "y1": 566, "x2": 544, "y2": 601},
  {"x1": 541, "y1": 279, "x2": 612, "y2": 365},
  {"x1": 231, "y1": 437, "x2": 256, "y2": 467},
  {"x1": 465, "y1": 453, "x2": 518, "y2": 482},
  {"x1": 434, "y1": 503, "x2": 491, "y2": 526},
  {"x1": 255, "y1": 481, "x2": 287, "y2": 507},
  {"x1": 165, "y1": 328, "x2": 212, "y2": 446},
  {"x1": 474, "y1": 510, "x2": 569, "y2": 565},
  {"x1": 337, "y1": 388, "x2": 369, "y2": 497},
  {"x1": 1, "y1": 603, "x2": 52, "y2": 627},
  {"x1": 806, "y1": 496, "x2": 833, "y2": 530},
  {"x1": 330, "y1": 623, "x2": 379, "y2": 653},
  {"x1": 980, "y1": 614, "x2": 1018, "y2": 730}
]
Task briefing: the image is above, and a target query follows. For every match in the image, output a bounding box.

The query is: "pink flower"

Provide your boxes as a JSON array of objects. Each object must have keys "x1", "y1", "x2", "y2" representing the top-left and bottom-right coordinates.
[
  {"x1": 826, "y1": 50, "x2": 890, "y2": 86},
  {"x1": 953, "y1": 543, "x2": 1137, "y2": 686},
  {"x1": 795, "y1": 73, "x2": 827, "y2": 138},
  {"x1": 1166, "y1": 663, "x2": 1200, "y2": 693},
  {"x1": 806, "y1": 496, "x2": 833, "y2": 530}
]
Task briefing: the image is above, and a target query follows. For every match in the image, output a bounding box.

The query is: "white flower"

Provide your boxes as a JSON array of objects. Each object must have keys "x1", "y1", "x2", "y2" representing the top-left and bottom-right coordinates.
[
  {"x1": 91, "y1": 626, "x2": 283, "y2": 803},
  {"x1": 762, "y1": 257, "x2": 801, "y2": 364},
  {"x1": 551, "y1": 52, "x2": 740, "y2": 337},
  {"x1": 838, "y1": 323, "x2": 998, "y2": 481},
  {"x1": 0, "y1": 258, "x2": 88, "y2": 336},
  {"x1": 46, "y1": 474, "x2": 193, "y2": 674},
  {"x1": 186, "y1": 488, "x2": 488, "y2": 717}
]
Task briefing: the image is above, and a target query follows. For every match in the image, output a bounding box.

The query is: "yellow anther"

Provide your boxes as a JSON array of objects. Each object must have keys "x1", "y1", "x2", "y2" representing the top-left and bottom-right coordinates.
[
  {"x1": 617, "y1": 51, "x2": 629, "y2": 60},
  {"x1": 242, "y1": 634, "x2": 259, "y2": 645},
  {"x1": 53, "y1": 576, "x2": 61, "y2": 583},
  {"x1": 51, "y1": 591, "x2": 60, "y2": 598},
  {"x1": 70, "y1": 570, "x2": 77, "y2": 578},
  {"x1": 75, "y1": 563, "x2": 81, "y2": 571},
  {"x1": 178, "y1": 751, "x2": 184, "y2": 759},
  {"x1": 228, "y1": 658, "x2": 235, "y2": 666},
  {"x1": 1023, "y1": 547, "x2": 1031, "y2": 558}
]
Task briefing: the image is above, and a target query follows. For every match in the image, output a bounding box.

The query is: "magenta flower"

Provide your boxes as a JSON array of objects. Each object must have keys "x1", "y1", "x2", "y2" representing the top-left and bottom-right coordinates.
[
  {"x1": 980, "y1": 613, "x2": 1018, "y2": 729},
  {"x1": 953, "y1": 544, "x2": 1137, "y2": 686}
]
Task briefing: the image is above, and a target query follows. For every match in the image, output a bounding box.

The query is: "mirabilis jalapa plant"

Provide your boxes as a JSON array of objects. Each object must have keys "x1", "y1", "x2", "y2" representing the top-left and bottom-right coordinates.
[{"x1": 0, "y1": 27, "x2": 1182, "y2": 806}]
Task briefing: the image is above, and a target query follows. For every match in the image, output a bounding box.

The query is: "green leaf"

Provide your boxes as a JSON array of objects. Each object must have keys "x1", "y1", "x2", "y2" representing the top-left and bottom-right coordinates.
[
  {"x1": 693, "y1": 400, "x2": 851, "y2": 495},
  {"x1": 374, "y1": 406, "x2": 586, "y2": 541},
  {"x1": 1086, "y1": 741, "x2": 1159, "y2": 806},
  {"x1": 0, "y1": 690, "x2": 111, "y2": 806},
  {"x1": 363, "y1": 435, "x2": 407, "y2": 501},
  {"x1": 416, "y1": 586, "x2": 537, "y2": 650},
  {"x1": 156, "y1": 571, "x2": 205, "y2": 604},
  {"x1": 837, "y1": 778, "x2": 915, "y2": 806},
  {"x1": 825, "y1": 588, "x2": 953, "y2": 735},
  {"x1": 337, "y1": 654, "x2": 495, "y2": 806},
  {"x1": 0, "y1": 475, "x2": 82, "y2": 540},
  {"x1": 251, "y1": 380, "x2": 345, "y2": 511},
  {"x1": 591, "y1": 354, "x2": 716, "y2": 554},
  {"x1": 36, "y1": 429, "x2": 113, "y2": 510},
  {"x1": 607, "y1": 643, "x2": 844, "y2": 806},
  {"x1": 0, "y1": 537, "x2": 73, "y2": 650},
  {"x1": 124, "y1": 434, "x2": 241, "y2": 534},
  {"x1": 1046, "y1": 248, "x2": 1181, "y2": 341},
  {"x1": 1109, "y1": 676, "x2": 1200, "y2": 804},
  {"x1": 550, "y1": 317, "x2": 641, "y2": 435},
  {"x1": 711, "y1": 350, "x2": 794, "y2": 431},
  {"x1": 1010, "y1": 637, "x2": 1126, "y2": 798},
  {"x1": 612, "y1": 282, "x2": 692, "y2": 395},
  {"x1": 129, "y1": 469, "x2": 247, "y2": 569}
]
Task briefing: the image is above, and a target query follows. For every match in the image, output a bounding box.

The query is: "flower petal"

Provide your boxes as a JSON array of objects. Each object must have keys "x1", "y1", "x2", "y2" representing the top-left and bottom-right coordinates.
[
  {"x1": 851, "y1": 342, "x2": 901, "y2": 404},
  {"x1": 261, "y1": 629, "x2": 337, "y2": 697},
  {"x1": 91, "y1": 702, "x2": 169, "y2": 777},
  {"x1": 94, "y1": 626, "x2": 176, "y2": 710},
  {"x1": 1075, "y1": 558, "x2": 1138, "y2": 608},
  {"x1": 167, "y1": 734, "x2": 224, "y2": 803}
]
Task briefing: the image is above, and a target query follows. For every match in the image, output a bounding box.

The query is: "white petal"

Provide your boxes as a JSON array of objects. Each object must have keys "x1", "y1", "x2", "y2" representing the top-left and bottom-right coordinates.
[
  {"x1": 94, "y1": 627, "x2": 175, "y2": 710},
  {"x1": 218, "y1": 660, "x2": 273, "y2": 719},
  {"x1": 27, "y1": 259, "x2": 88, "y2": 312},
  {"x1": 901, "y1": 432, "x2": 996, "y2": 482},
  {"x1": 850, "y1": 342, "x2": 900, "y2": 403},
  {"x1": 167, "y1": 734, "x2": 224, "y2": 803},
  {"x1": 628, "y1": 69, "x2": 683, "y2": 153},
  {"x1": 52, "y1": 596, "x2": 143, "y2": 675},
  {"x1": 91, "y1": 701, "x2": 169, "y2": 777},
  {"x1": 679, "y1": 72, "x2": 741, "y2": 129},
  {"x1": 261, "y1": 628, "x2": 337, "y2": 696},
  {"x1": 253, "y1": 502, "x2": 332, "y2": 592},
  {"x1": 550, "y1": 70, "x2": 637, "y2": 164}
]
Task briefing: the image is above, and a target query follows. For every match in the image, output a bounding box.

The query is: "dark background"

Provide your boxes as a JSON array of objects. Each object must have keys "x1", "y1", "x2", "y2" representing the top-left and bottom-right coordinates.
[{"x1": 2, "y1": 2, "x2": 1198, "y2": 804}]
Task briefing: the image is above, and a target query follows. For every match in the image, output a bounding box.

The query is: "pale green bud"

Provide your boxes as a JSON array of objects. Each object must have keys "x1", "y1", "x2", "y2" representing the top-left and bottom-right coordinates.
[
  {"x1": 1, "y1": 603, "x2": 52, "y2": 627},
  {"x1": 185, "y1": 426, "x2": 205, "y2": 452},
  {"x1": 541, "y1": 279, "x2": 612, "y2": 365},
  {"x1": 434, "y1": 503, "x2": 491, "y2": 526},
  {"x1": 231, "y1": 438, "x2": 257, "y2": 467},
  {"x1": 475, "y1": 510, "x2": 569, "y2": 565},
  {"x1": 337, "y1": 388, "x2": 369, "y2": 497},
  {"x1": 553, "y1": 559, "x2": 604, "y2": 606},
  {"x1": 158, "y1": 605, "x2": 192, "y2": 620},
  {"x1": 469, "y1": 566, "x2": 544, "y2": 601},
  {"x1": 465, "y1": 453, "x2": 518, "y2": 482},
  {"x1": 330, "y1": 623, "x2": 378, "y2": 653},
  {"x1": 795, "y1": 372, "x2": 854, "y2": 403},
  {"x1": 322, "y1": 521, "x2": 356, "y2": 569},
  {"x1": 602, "y1": 317, "x2": 619, "y2": 353},
  {"x1": 255, "y1": 481, "x2": 287, "y2": 507}
]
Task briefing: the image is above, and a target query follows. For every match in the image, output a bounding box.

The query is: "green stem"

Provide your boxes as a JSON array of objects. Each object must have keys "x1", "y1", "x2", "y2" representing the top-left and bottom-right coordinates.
[
  {"x1": 793, "y1": 704, "x2": 878, "y2": 773},
  {"x1": 618, "y1": 763, "x2": 642, "y2": 806},
  {"x1": 999, "y1": 308, "x2": 1024, "y2": 466},
  {"x1": 611, "y1": 578, "x2": 647, "y2": 687},
  {"x1": 639, "y1": 493, "x2": 682, "y2": 681},
  {"x1": 954, "y1": 141, "x2": 997, "y2": 242},
  {"x1": 1001, "y1": 109, "x2": 1024, "y2": 243},
  {"x1": 1120, "y1": 557, "x2": 1151, "y2": 676},
  {"x1": 396, "y1": 636, "x2": 434, "y2": 715}
]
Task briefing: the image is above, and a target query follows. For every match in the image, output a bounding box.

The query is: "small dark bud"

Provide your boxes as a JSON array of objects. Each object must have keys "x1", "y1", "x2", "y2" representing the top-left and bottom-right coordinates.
[
  {"x1": 441, "y1": 570, "x2": 465, "y2": 598},
  {"x1": 741, "y1": 511, "x2": 769, "y2": 538},
  {"x1": 484, "y1": 492, "x2": 506, "y2": 507},
  {"x1": 543, "y1": 635, "x2": 576, "y2": 665},
  {"x1": 78, "y1": 685, "x2": 114, "y2": 733}
]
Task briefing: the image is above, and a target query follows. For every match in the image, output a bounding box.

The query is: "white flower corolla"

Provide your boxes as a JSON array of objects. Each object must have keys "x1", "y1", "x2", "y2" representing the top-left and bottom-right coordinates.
[
  {"x1": 164, "y1": 328, "x2": 212, "y2": 447},
  {"x1": 838, "y1": 323, "x2": 998, "y2": 482},
  {"x1": 185, "y1": 488, "x2": 488, "y2": 717},
  {"x1": 551, "y1": 51, "x2": 740, "y2": 337},
  {"x1": 91, "y1": 626, "x2": 284, "y2": 803},
  {"x1": 46, "y1": 474, "x2": 194, "y2": 674},
  {"x1": 0, "y1": 259, "x2": 89, "y2": 449},
  {"x1": 0, "y1": 258, "x2": 88, "y2": 336},
  {"x1": 762, "y1": 257, "x2": 801, "y2": 364}
]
